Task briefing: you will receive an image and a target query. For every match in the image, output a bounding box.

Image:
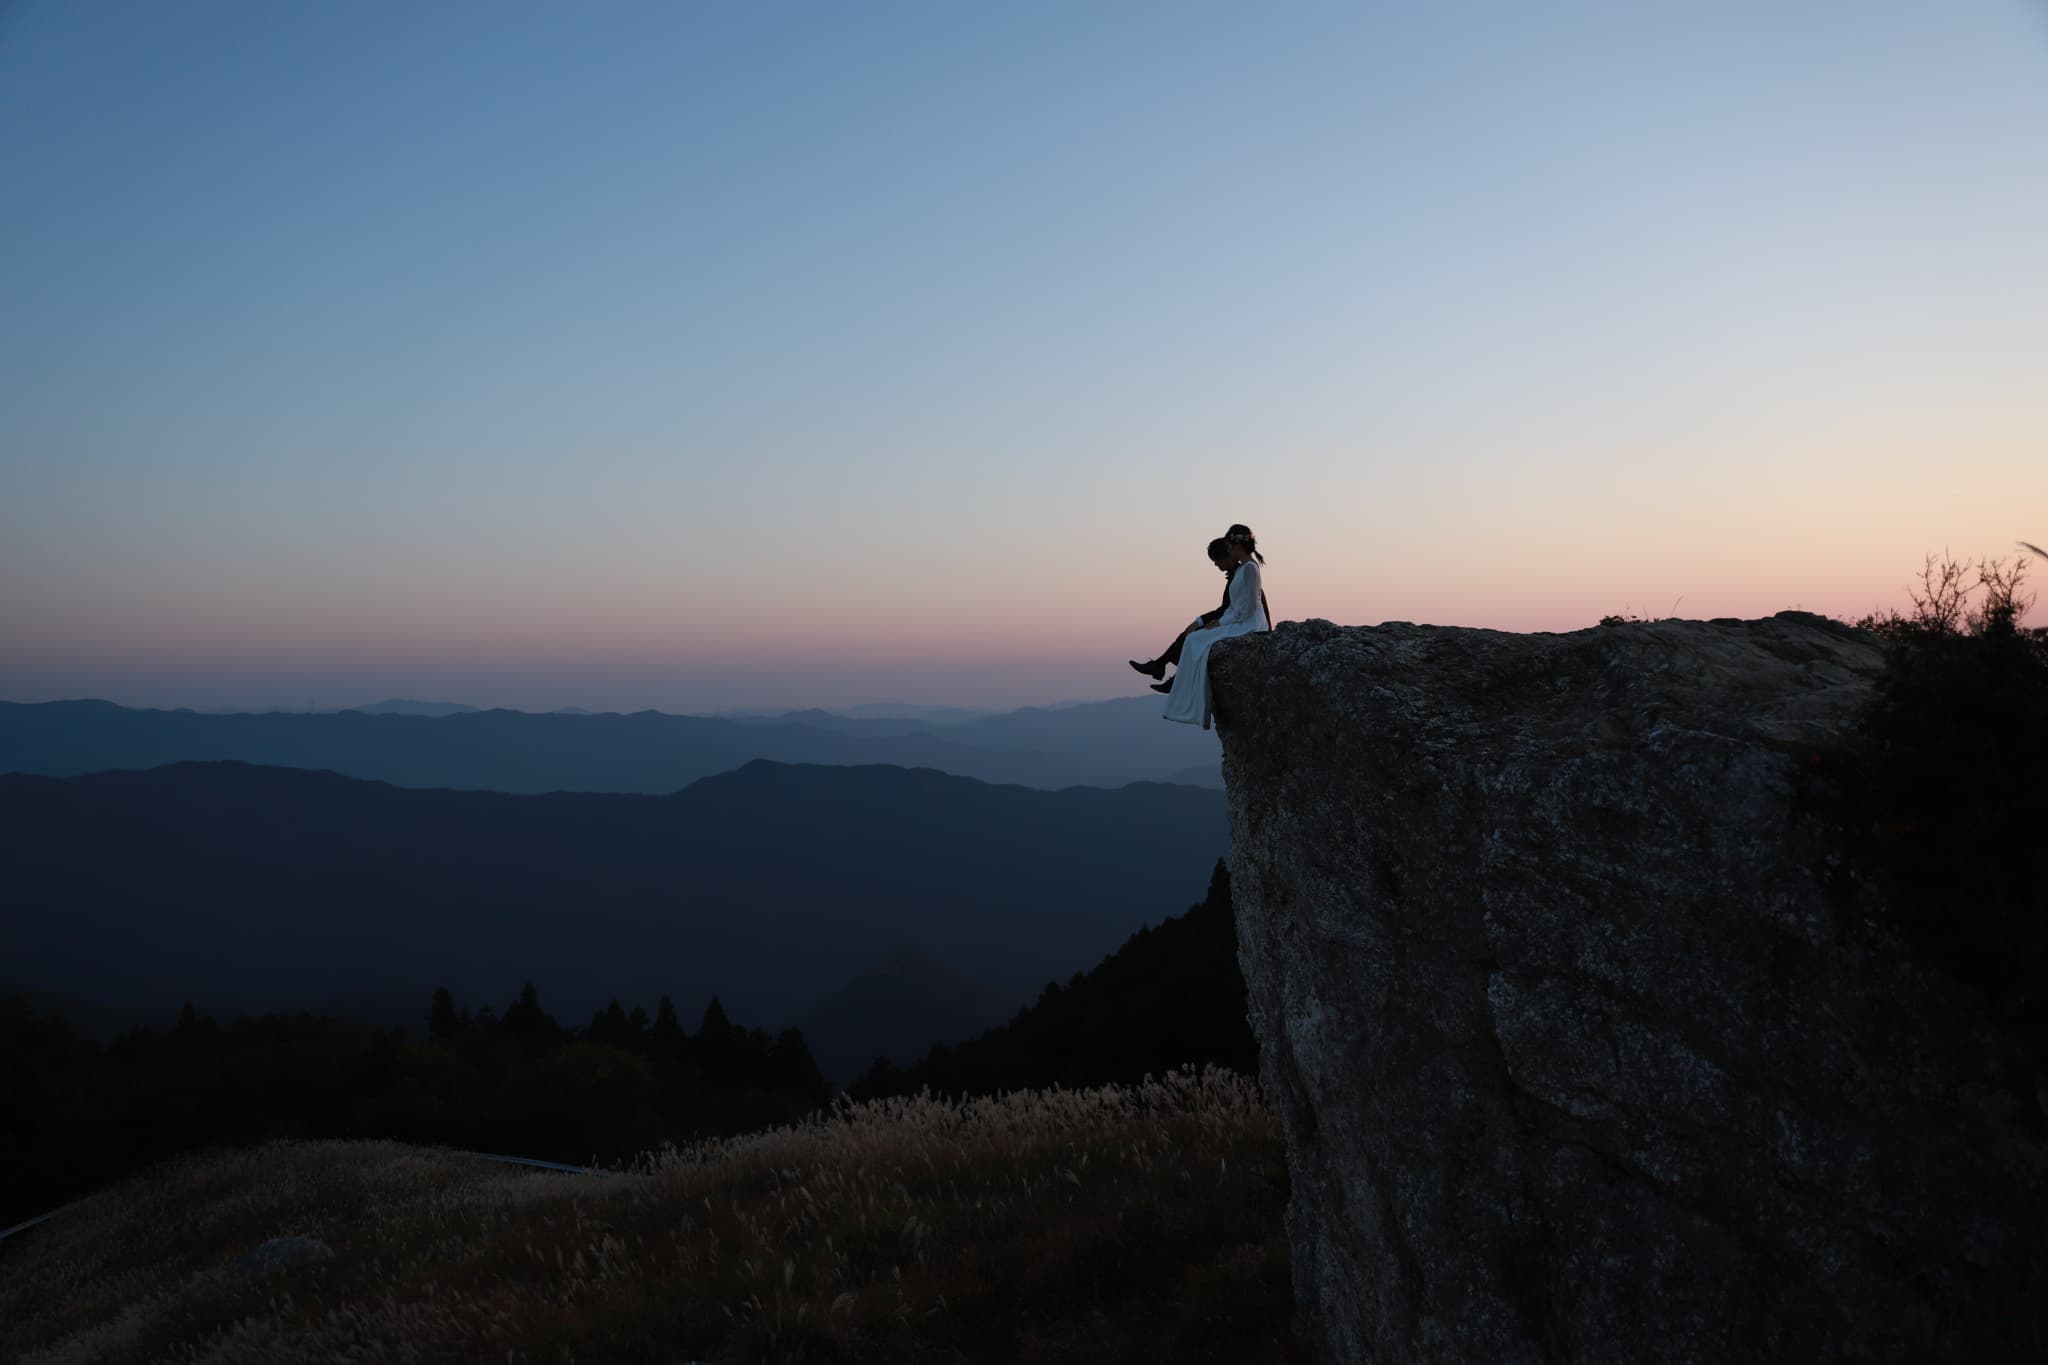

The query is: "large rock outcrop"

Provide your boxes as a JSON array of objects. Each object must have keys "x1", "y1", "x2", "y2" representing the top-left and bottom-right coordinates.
[{"x1": 1211, "y1": 614, "x2": 2045, "y2": 1363}]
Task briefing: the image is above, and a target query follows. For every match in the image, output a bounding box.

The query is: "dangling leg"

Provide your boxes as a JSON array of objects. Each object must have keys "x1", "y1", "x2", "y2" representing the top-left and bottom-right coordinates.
[{"x1": 1129, "y1": 623, "x2": 1198, "y2": 680}]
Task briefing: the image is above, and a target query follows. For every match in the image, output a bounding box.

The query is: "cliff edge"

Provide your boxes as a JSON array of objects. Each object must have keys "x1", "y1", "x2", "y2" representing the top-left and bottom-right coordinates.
[{"x1": 1210, "y1": 613, "x2": 2045, "y2": 1363}]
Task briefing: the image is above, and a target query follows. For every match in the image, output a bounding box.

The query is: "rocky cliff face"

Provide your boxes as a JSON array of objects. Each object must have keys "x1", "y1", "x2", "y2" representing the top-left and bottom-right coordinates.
[{"x1": 1210, "y1": 614, "x2": 2045, "y2": 1363}]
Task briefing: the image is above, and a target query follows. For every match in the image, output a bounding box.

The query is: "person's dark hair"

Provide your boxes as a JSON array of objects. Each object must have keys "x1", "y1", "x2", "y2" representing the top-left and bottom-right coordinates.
[
  {"x1": 1206, "y1": 537, "x2": 1230, "y2": 566},
  {"x1": 1225, "y1": 523, "x2": 1265, "y2": 564}
]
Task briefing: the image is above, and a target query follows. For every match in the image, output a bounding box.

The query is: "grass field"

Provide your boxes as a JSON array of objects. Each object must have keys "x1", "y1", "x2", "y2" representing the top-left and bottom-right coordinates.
[{"x1": 3, "y1": 1068, "x2": 1293, "y2": 1363}]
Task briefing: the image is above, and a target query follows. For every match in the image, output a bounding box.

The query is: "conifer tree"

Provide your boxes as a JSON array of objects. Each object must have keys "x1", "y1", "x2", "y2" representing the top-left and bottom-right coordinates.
[
  {"x1": 591, "y1": 999, "x2": 629, "y2": 1046},
  {"x1": 651, "y1": 995, "x2": 686, "y2": 1054},
  {"x1": 769, "y1": 1027, "x2": 827, "y2": 1097},
  {"x1": 500, "y1": 982, "x2": 555, "y2": 1051},
  {"x1": 698, "y1": 998, "x2": 736, "y2": 1081},
  {"x1": 428, "y1": 987, "x2": 459, "y2": 1040}
]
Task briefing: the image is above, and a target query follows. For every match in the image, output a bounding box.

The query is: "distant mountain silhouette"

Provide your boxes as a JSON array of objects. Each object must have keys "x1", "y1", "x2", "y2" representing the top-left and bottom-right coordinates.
[
  {"x1": 798, "y1": 949, "x2": 1023, "y2": 1090},
  {"x1": 0, "y1": 761, "x2": 1226, "y2": 1038},
  {"x1": 0, "y1": 696, "x2": 1217, "y2": 791},
  {"x1": 721, "y1": 707, "x2": 947, "y2": 740},
  {"x1": 1158, "y1": 761, "x2": 1225, "y2": 789},
  {"x1": 349, "y1": 699, "x2": 480, "y2": 717},
  {"x1": 720, "y1": 703, "x2": 993, "y2": 725},
  {"x1": 832, "y1": 703, "x2": 992, "y2": 724}
]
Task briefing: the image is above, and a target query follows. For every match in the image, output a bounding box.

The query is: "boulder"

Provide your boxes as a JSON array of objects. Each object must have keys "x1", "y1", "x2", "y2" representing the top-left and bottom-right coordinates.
[{"x1": 1211, "y1": 613, "x2": 2045, "y2": 1363}]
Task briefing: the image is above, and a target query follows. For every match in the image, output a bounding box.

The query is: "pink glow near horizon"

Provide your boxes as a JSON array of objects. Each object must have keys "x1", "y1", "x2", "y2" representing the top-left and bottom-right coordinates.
[
  {"x1": 3, "y1": 6, "x2": 2044, "y2": 713},
  {"x1": 7, "y1": 514, "x2": 2040, "y2": 714}
]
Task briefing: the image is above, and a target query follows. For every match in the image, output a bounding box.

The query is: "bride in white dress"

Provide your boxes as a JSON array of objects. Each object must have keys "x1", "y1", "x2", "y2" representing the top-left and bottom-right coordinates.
[{"x1": 1163, "y1": 527, "x2": 1270, "y2": 729}]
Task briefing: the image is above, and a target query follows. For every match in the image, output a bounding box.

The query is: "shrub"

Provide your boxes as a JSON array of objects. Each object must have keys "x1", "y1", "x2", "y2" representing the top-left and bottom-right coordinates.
[{"x1": 1828, "y1": 547, "x2": 2048, "y2": 1078}]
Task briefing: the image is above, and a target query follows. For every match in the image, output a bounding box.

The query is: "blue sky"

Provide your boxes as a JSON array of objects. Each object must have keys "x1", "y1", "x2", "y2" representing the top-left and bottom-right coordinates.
[{"x1": 3, "y1": 2, "x2": 2043, "y2": 711}]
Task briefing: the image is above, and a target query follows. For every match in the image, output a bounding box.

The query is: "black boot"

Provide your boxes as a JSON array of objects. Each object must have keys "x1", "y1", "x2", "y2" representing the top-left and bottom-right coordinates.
[
  {"x1": 1149, "y1": 679, "x2": 1173, "y2": 694},
  {"x1": 1129, "y1": 657, "x2": 1167, "y2": 680}
]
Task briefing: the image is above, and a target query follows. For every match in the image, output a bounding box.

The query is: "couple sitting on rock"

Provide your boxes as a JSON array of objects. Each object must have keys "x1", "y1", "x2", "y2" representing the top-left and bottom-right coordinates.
[{"x1": 1130, "y1": 523, "x2": 1272, "y2": 730}]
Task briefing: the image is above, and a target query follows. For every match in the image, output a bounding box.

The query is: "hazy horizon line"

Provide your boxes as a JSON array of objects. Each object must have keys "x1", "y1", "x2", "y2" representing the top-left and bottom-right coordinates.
[{"x1": 0, "y1": 693, "x2": 1130, "y2": 719}]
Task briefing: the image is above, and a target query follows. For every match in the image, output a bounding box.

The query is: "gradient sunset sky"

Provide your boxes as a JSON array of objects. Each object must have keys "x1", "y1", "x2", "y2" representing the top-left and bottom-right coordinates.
[{"x1": 3, "y1": 2, "x2": 2043, "y2": 712}]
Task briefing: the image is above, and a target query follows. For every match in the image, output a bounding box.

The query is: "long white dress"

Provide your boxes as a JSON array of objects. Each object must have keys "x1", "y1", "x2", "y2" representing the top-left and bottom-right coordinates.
[{"x1": 1163, "y1": 558, "x2": 1269, "y2": 729}]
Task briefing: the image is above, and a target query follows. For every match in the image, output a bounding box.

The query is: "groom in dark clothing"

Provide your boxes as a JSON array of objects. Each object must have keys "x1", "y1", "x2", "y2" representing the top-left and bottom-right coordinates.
[{"x1": 1129, "y1": 538, "x2": 1238, "y2": 694}]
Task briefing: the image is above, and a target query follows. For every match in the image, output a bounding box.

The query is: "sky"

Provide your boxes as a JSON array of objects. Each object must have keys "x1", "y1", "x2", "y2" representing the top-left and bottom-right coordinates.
[{"x1": 2, "y1": 1, "x2": 2044, "y2": 713}]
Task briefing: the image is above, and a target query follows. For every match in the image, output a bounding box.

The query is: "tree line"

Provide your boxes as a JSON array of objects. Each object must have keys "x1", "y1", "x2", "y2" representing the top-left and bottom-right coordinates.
[
  {"x1": 4, "y1": 861, "x2": 1271, "y2": 1235},
  {"x1": 1, "y1": 983, "x2": 827, "y2": 1231}
]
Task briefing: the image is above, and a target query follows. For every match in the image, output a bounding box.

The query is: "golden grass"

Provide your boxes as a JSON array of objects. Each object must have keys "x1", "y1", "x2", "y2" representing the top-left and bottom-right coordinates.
[{"x1": 2, "y1": 1068, "x2": 1291, "y2": 1364}]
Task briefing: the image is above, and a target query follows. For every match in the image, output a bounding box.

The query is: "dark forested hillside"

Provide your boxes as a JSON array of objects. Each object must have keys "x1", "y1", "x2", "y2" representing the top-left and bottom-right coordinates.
[
  {"x1": 850, "y1": 859, "x2": 1257, "y2": 1099},
  {"x1": 0, "y1": 760, "x2": 1226, "y2": 1031},
  {"x1": 798, "y1": 949, "x2": 1023, "y2": 1090}
]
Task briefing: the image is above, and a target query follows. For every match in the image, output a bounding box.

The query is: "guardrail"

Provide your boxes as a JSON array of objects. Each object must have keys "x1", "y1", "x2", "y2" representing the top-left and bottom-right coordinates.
[
  {"x1": 0, "y1": 1148, "x2": 595, "y2": 1247},
  {"x1": 0, "y1": 1200, "x2": 86, "y2": 1245}
]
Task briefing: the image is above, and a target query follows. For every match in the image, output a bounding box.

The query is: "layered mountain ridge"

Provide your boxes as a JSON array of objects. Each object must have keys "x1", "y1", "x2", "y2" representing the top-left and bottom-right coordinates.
[
  {"x1": 0, "y1": 696, "x2": 1223, "y2": 792},
  {"x1": 0, "y1": 758, "x2": 1226, "y2": 1041}
]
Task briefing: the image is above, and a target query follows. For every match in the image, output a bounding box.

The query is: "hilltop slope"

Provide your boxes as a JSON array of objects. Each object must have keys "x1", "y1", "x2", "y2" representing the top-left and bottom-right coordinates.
[{"x1": 0, "y1": 759, "x2": 1226, "y2": 1029}]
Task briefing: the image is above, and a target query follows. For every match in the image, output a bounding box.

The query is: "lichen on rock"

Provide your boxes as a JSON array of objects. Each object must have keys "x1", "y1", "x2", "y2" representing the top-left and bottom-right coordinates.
[{"x1": 1211, "y1": 613, "x2": 2046, "y2": 1363}]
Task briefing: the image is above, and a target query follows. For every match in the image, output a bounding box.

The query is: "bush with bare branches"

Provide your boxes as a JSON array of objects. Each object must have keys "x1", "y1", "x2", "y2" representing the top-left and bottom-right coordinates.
[
  {"x1": 1818, "y1": 542, "x2": 2048, "y2": 1101},
  {"x1": 1856, "y1": 545, "x2": 2042, "y2": 641}
]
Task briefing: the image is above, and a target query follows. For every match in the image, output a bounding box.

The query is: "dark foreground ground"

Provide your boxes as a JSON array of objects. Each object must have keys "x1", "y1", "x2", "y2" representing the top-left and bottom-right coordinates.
[{"x1": 2, "y1": 1069, "x2": 1295, "y2": 1364}]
